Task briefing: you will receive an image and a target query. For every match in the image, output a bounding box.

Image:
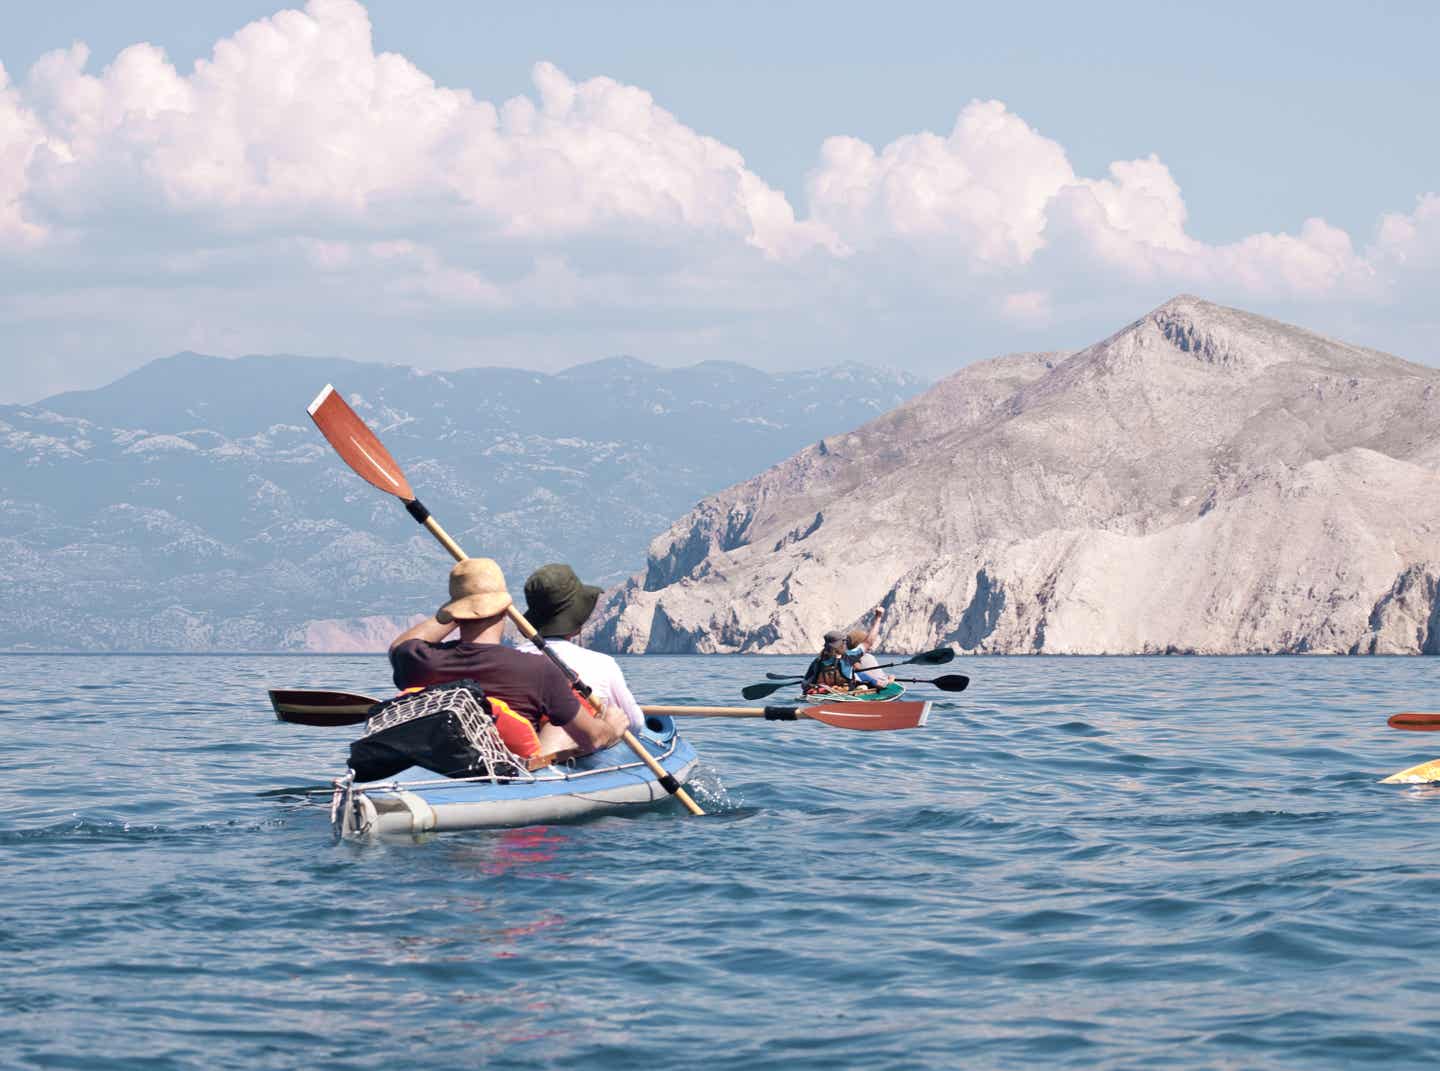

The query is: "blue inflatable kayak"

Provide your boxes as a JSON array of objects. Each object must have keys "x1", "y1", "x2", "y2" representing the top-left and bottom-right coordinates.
[{"x1": 331, "y1": 714, "x2": 699, "y2": 835}]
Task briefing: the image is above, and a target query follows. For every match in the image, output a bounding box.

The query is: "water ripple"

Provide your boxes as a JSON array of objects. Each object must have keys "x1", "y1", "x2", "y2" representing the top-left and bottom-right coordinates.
[{"x1": 2, "y1": 653, "x2": 1438, "y2": 1069}]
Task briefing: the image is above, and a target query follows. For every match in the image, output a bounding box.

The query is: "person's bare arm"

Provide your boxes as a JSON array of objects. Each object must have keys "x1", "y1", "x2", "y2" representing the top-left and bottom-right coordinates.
[
  {"x1": 863, "y1": 606, "x2": 885, "y2": 650},
  {"x1": 389, "y1": 614, "x2": 456, "y2": 652},
  {"x1": 559, "y1": 702, "x2": 628, "y2": 752}
]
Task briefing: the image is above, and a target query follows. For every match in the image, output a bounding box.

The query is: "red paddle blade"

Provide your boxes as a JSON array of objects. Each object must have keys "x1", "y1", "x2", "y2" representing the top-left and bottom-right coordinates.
[
  {"x1": 308, "y1": 384, "x2": 415, "y2": 500},
  {"x1": 799, "y1": 699, "x2": 931, "y2": 731},
  {"x1": 269, "y1": 689, "x2": 379, "y2": 726},
  {"x1": 1388, "y1": 712, "x2": 1440, "y2": 731}
]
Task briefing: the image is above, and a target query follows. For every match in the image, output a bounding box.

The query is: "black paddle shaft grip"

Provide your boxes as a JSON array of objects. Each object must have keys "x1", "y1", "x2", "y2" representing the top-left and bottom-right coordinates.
[
  {"x1": 405, "y1": 498, "x2": 431, "y2": 524},
  {"x1": 763, "y1": 707, "x2": 799, "y2": 721}
]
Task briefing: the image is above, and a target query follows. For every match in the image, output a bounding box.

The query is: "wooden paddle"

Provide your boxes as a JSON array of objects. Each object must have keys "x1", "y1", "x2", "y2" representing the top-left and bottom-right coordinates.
[
  {"x1": 307, "y1": 384, "x2": 705, "y2": 816},
  {"x1": 647, "y1": 701, "x2": 930, "y2": 731},
  {"x1": 269, "y1": 688, "x2": 930, "y2": 732},
  {"x1": 1387, "y1": 712, "x2": 1440, "y2": 731}
]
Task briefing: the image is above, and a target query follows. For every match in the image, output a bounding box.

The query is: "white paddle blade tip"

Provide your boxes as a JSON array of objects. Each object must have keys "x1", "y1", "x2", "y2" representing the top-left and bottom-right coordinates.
[{"x1": 307, "y1": 383, "x2": 335, "y2": 416}]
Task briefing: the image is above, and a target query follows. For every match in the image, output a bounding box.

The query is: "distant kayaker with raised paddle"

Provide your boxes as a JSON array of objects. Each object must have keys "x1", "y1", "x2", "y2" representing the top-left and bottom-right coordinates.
[
  {"x1": 388, "y1": 557, "x2": 629, "y2": 761},
  {"x1": 514, "y1": 563, "x2": 646, "y2": 733}
]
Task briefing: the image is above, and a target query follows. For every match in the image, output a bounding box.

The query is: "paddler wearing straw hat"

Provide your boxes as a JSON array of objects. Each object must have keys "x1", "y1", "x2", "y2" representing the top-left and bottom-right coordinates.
[
  {"x1": 513, "y1": 563, "x2": 646, "y2": 734},
  {"x1": 387, "y1": 557, "x2": 630, "y2": 759}
]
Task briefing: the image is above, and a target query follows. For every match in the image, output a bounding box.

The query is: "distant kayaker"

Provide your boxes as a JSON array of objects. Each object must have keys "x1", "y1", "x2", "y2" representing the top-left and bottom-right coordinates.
[
  {"x1": 388, "y1": 557, "x2": 629, "y2": 761},
  {"x1": 803, "y1": 629, "x2": 887, "y2": 695},
  {"x1": 514, "y1": 563, "x2": 645, "y2": 733}
]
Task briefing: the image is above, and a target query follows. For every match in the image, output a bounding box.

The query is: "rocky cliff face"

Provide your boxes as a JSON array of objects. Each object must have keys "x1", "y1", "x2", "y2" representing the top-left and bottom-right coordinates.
[{"x1": 591, "y1": 297, "x2": 1440, "y2": 654}]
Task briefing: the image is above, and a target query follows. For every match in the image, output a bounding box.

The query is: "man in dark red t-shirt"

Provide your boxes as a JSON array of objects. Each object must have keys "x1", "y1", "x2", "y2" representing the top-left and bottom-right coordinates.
[{"x1": 388, "y1": 557, "x2": 627, "y2": 759}]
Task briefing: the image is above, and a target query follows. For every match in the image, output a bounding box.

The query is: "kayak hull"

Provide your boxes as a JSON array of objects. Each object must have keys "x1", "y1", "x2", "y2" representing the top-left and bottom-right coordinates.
[{"x1": 332, "y1": 714, "x2": 698, "y2": 836}]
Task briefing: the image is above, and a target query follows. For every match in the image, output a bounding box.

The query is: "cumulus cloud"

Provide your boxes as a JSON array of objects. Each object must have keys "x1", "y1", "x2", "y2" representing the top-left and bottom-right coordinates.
[
  {"x1": 0, "y1": 0, "x2": 1436, "y2": 403},
  {"x1": 0, "y1": 62, "x2": 46, "y2": 244},
  {"x1": 1375, "y1": 193, "x2": 1440, "y2": 270},
  {"x1": 807, "y1": 99, "x2": 1391, "y2": 304},
  {"x1": 5, "y1": 0, "x2": 835, "y2": 260},
  {"x1": 808, "y1": 100, "x2": 1071, "y2": 267}
]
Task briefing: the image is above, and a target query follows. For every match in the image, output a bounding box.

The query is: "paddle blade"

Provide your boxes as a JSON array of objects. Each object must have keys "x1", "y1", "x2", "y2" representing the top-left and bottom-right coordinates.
[
  {"x1": 1380, "y1": 757, "x2": 1440, "y2": 783},
  {"x1": 1388, "y1": 712, "x2": 1440, "y2": 731},
  {"x1": 800, "y1": 699, "x2": 930, "y2": 731},
  {"x1": 742, "y1": 681, "x2": 790, "y2": 700},
  {"x1": 905, "y1": 647, "x2": 956, "y2": 666},
  {"x1": 308, "y1": 384, "x2": 415, "y2": 500},
  {"x1": 931, "y1": 674, "x2": 970, "y2": 692},
  {"x1": 269, "y1": 688, "x2": 379, "y2": 726}
]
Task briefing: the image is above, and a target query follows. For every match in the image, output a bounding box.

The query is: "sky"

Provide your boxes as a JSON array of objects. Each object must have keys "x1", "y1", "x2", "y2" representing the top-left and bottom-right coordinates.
[{"x1": 0, "y1": 0, "x2": 1437, "y2": 403}]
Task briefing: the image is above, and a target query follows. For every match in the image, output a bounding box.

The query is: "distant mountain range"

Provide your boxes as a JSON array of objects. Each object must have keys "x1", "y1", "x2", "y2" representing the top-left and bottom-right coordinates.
[
  {"x1": 0, "y1": 353, "x2": 924, "y2": 650},
  {"x1": 594, "y1": 296, "x2": 1440, "y2": 654}
]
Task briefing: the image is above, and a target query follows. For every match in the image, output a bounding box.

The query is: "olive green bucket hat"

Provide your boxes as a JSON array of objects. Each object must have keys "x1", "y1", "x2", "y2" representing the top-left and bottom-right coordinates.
[{"x1": 522, "y1": 563, "x2": 604, "y2": 637}]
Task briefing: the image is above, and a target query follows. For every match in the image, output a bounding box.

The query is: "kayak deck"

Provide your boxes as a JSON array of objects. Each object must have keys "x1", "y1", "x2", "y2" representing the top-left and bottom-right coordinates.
[
  {"x1": 332, "y1": 714, "x2": 698, "y2": 835},
  {"x1": 802, "y1": 682, "x2": 906, "y2": 703}
]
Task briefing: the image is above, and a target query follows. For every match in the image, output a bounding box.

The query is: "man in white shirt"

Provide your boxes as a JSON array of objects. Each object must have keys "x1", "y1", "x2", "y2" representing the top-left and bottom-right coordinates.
[{"x1": 515, "y1": 563, "x2": 647, "y2": 733}]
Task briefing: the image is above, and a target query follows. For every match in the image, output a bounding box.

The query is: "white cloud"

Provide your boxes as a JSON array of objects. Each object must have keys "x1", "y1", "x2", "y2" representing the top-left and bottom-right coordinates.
[
  {"x1": 997, "y1": 290, "x2": 1052, "y2": 327},
  {"x1": 808, "y1": 100, "x2": 1071, "y2": 267},
  {"x1": 1375, "y1": 193, "x2": 1440, "y2": 270},
  {"x1": 7, "y1": 0, "x2": 834, "y2": 260},
  {"x1": 808, "y1": 100, "x2": 1381, "y2": 302},
  {"x1": 0, "y1": 62, "x2": 47, "y2": 244},
  {"x1": 0, "y1": 0, "x2": 1436, "y2": 404}
]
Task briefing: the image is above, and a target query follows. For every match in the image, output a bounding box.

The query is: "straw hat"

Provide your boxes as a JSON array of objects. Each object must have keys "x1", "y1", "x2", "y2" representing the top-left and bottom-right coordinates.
[{"x1": 436, "y1": 557, "x2": 512, "y2": 623}]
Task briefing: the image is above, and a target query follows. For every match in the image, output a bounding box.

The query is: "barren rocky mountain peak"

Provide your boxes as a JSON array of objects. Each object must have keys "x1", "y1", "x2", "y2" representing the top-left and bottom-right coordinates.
[{"x1": 591, "y1": 296, "x2": 1440, "y2": 655}]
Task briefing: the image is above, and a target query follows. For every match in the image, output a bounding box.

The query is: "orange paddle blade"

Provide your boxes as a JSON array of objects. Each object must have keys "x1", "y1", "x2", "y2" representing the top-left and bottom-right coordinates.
[
  {"x1": 1388, "y1": 712, "x2": 1440, "y2": 731},
  {"x1": 799, "y1": 699, "x2": 931, "y2": 731},
  {"x1": 307, "y1": 384, "x2": 414, "y2": 500}
]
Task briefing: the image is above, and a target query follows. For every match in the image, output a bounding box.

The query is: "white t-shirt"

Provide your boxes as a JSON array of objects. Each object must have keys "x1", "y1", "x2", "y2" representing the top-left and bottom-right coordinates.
[{"x1": 512, "y1": 638, "x2": 645, "y2": 731}]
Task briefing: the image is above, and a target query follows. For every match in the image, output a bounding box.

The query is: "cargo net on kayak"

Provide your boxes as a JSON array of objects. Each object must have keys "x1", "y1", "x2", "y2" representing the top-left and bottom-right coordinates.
[{"x1": 347, "y1": 679, "x2": 533, "y2": 784}]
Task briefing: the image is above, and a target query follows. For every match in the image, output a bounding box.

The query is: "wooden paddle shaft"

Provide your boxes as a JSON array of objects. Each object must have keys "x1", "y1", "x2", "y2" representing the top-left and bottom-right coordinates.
[{"x1": 644, "y1": 705, "x2": 784, "y2": 718}]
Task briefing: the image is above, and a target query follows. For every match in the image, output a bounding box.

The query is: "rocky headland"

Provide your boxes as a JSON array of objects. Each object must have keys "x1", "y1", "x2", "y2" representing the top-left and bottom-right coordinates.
[{"x1": 592, "y1": 296, "x2": 1440, "y2": 654}]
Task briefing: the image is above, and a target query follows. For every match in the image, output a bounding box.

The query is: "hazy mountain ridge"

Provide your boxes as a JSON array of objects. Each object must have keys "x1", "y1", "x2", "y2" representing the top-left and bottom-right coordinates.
[
  {"x1": 0, "y1": 353, "x2": 925, "y2": 651},
  {"x1": 592, "y1": 297, "x2": 1440, "y2": 655}
]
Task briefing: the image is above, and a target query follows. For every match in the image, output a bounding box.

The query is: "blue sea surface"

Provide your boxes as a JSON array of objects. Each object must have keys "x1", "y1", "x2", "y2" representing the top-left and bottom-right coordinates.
[{"x1": 2, "y1": 654, "x2": 1438, "y2": 1069}]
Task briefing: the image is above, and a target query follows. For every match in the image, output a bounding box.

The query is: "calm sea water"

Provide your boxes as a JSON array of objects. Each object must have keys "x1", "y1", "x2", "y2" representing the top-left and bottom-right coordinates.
[{"x1": 2, "y1": 654, "x2": 1438, "y2": 1069}]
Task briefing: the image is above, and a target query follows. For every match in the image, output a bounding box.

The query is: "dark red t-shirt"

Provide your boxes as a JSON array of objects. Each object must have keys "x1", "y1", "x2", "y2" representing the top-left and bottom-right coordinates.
[{"x1": 389, "y1": 640, "x2": 581, "y2": 728}]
